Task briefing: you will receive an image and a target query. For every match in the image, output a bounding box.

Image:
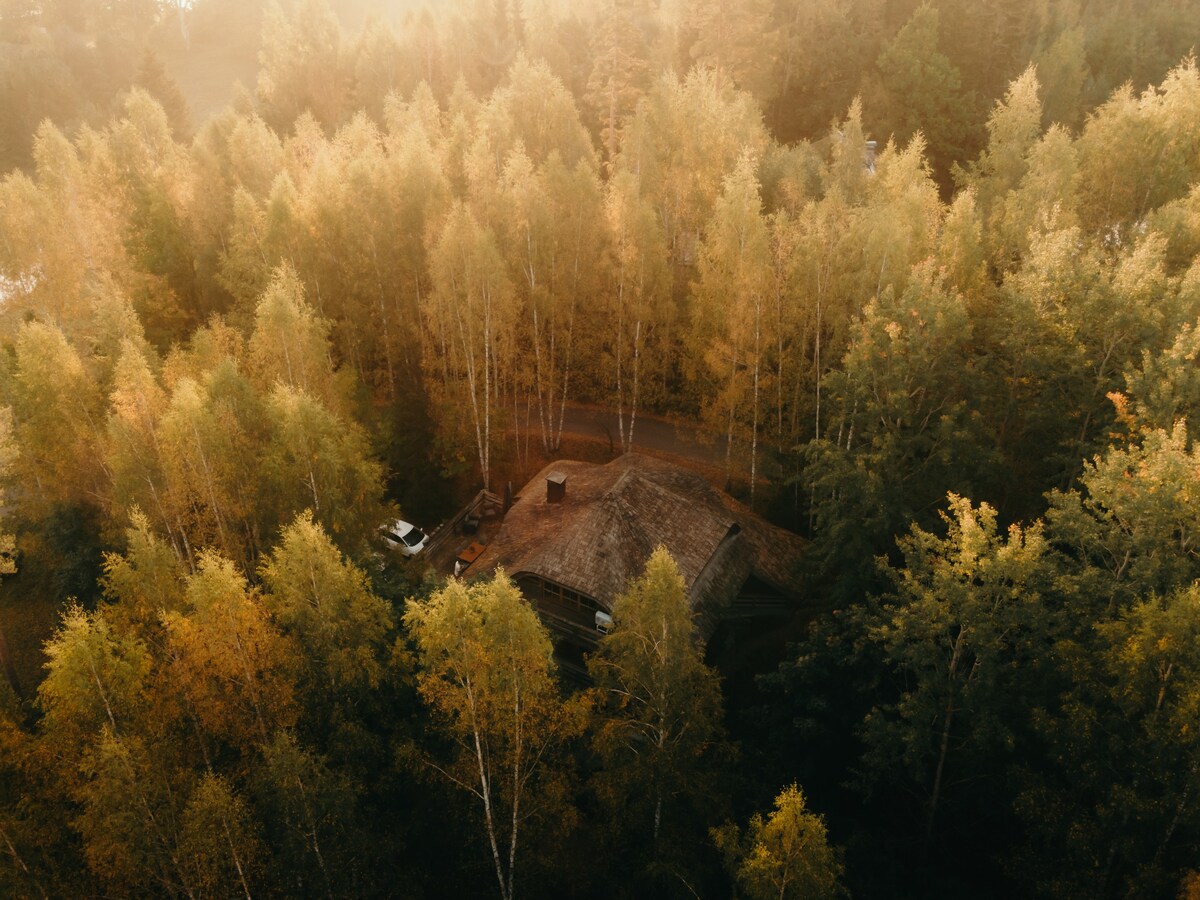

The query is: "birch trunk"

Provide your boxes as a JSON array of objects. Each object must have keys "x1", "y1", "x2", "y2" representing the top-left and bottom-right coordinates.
[{"x1": 925, "y1": 624, "x2": 967, "y2": 850}]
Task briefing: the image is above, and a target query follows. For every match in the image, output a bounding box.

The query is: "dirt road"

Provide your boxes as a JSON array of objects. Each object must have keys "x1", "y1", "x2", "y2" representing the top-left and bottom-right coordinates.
[{"x1": 557, "y1": 402, "x2": 784, "y2": 480}]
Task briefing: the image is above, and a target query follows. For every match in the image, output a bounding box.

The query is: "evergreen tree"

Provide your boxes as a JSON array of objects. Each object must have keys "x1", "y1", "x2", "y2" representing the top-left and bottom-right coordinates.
[
  {"x1": 133, "y1": 49, "x2": 191, "y2": 140},
  {"x1": 875, "y1": 3, "x2": 976, "y2": 183},
  {"x1": 585, "y1": 0, "x2": 651, "y2": 166}
]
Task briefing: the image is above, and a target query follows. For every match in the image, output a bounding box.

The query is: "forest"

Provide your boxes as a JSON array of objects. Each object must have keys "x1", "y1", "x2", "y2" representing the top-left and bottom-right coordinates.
[{"x1": 4, "y1": 0, "x2": 1200, "y2": 896}]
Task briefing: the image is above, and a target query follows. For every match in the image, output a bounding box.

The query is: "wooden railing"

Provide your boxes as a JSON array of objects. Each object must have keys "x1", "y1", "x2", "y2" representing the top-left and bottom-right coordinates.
[{"x1": 424, "y1": 489, "x2": 503, "y2": 558}]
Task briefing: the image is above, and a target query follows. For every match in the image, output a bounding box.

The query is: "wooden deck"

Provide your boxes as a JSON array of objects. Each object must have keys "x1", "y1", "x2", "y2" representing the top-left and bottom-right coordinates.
[{"x1": 424, "y1": 489, "x2": 506, "y2": 576}]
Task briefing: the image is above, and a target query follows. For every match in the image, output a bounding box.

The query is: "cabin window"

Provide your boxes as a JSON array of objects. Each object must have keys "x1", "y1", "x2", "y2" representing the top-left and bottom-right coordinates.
[{"x1": 533, "y1": 578, "x2": 599, "y2": 614}]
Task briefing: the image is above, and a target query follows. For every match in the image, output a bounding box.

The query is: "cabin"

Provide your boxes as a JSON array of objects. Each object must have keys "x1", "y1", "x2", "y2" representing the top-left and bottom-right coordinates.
[{"x1": 468, "y1": 454, "x2": 807, "y2": 673}]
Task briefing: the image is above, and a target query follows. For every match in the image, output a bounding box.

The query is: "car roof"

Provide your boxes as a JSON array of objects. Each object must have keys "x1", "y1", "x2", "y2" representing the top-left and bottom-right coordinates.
[{"x1": 384, "y1": 519, "x2": 416, "y2": 537}]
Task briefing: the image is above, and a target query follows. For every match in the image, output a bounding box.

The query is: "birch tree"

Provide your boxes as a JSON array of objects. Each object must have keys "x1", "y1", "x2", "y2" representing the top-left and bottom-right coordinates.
[
  {"x1": 157, "y1": 376, "x2": 249, "y2": 565},
  {"x1": 691, "y1": 150, "x2": 773, "y2": 500},
  {"x1": 259, "y1": 511, "x2": 393, "y2": 696},
  {"x1": 602, "y1": 171, "x2": 669, "y2": 453},
  {"x1": 957, "y1": 63, "x2": 1043, "y2": 266},
  {"x1": 296, "y1": 116, "x2": 397, "y2": 392},
  {"x1": 251, "y1": 731, "x2": 352, "y2": 897},
  {"x1": 105, "y1": 341, "x2": 183, "y2": 557},
  {"x1": 260, "y1": 384, "x2": 385, "y2": 552},
  {"x1": 74, "y1": 732, "x2": 194, "y2": 897},
  {"x1": 100, "y1": 510, "x2": 187, "y2": 636},
  {"x1": 38, "y1": 602, "x2": 190, "y2": 893},
  {"x1": 162, "y1": 551, "x2": 298, "y2": 754},
  {"x1": 246, "y1": 264, "x2": 339, "y2": 413},
  {"x1": 1046, "y1": 421, "x2": 1200, "y2": 614},
  {"x1": 489, "y1": 55, "x2": 596, "y2": 170},
  {"x1": 499, "y1": 148, "x2": 605, "y2": 455},
  {"x1": 38, "y1": 603, "x2": 152, "y2": 782},
  {"x1": 587, "y1": 548, "x2": 725, "y2": 855},
  {"x1": 177, "y1": 773, "x2": 261, "y2": 900},
  {"x1": 405, "y1": 572, "x2": 585, "y2": 900},
  {"x1": 423, "y1": 204, "x2": 516, "y2": 489},
  {"x1": 10, "y1": 321, "x2": 109, "y2": 514},
  {"x1": 257, "y1": 0, "x2": 348, "y2": 132},
  {"x1": 712, "y1": 783, "x2": 844, "y2": 900},
  {"x1": 383, "y1": 92, "x2": 451, "y2": 376},
  {"x1": 616, "y1": 66, "x2": 768, "y2": 290},
  {"x1": 0, "y1": 411, "x2": 18, "y2": 696}
]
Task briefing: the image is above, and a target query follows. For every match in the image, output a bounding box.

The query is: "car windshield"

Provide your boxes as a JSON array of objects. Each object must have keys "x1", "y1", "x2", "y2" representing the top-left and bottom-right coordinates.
[{"x1": 402, "y1": 528, "x2": 426, "y2": 547}]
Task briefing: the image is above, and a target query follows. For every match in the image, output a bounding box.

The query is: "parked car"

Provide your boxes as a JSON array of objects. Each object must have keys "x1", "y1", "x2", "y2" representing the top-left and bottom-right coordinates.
[{"x1": 380, "y1": 519, "x2": 428, "y2": 556}]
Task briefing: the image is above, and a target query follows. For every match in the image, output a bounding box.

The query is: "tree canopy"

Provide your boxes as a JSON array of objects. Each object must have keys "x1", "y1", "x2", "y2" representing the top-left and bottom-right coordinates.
[{"x1": 5, "y1": 0, "x2": 1200, "y2": 896}]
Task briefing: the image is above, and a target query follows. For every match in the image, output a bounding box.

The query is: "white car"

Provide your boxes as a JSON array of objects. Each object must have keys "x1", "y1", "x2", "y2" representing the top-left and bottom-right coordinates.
[{"x1": 380, "y1": 519, "x2": 428, "y2": 556}]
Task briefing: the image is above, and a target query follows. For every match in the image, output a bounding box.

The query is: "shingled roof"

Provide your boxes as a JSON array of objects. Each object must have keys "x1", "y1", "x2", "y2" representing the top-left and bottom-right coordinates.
[{"x1": 470, "y1": 454, "x2": 806, "y2": 628}]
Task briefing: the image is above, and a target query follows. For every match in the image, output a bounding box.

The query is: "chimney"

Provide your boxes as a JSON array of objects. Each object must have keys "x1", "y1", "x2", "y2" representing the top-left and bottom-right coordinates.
[
  {"x1": 546, "y1": 472, "x2": 567, "y2": 503},
  {"x1": 864, "y1": 140, "x2": 877, "y2": 174}
]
